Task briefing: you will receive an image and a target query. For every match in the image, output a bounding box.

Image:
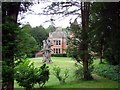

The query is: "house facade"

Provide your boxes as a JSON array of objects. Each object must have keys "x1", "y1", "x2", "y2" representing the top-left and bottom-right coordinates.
[
  {"x1": 48, "y1": 27, "x2": 67, "y2": 54},
  {"x1": 35, "y1": 27, "x2": 68, "y2": 57}
]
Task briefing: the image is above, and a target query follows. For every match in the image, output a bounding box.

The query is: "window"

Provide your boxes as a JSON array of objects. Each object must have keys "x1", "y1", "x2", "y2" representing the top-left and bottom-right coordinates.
[
  {"x1": 53, "y1": 48, "x2": 55, "y2": 53},
  {"x1": 59, "y1": 40, "x2": 61, "y2": 45},
  {"x1": 56, "y1": 48, "x2": 58, "y2": 54},
  {"x1": 53, "y1": 48, "x2": 61, "y2": 54},
  {"x1": 56, "y1": 40, "x2": 58, "y2": 45},
  {"x1": 58, "y1": 48, "x2": 60, "y2": 54},
  {"x1": 54, "y1": 40, "x2": 61, "y2": 45},
  {"x1": 54, "y1": 40, "x2": 56, "y2": 45}
]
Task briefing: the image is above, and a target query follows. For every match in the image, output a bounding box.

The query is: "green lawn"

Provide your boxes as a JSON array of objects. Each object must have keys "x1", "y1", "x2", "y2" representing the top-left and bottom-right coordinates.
[{"x1": 14, "y1": 57, "x2": 119, "y2": 88}]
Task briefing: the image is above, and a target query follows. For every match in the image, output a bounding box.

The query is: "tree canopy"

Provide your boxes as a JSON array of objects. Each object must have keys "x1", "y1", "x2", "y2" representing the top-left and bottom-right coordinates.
[{"x1": 30, "y1": 25, "x2": 49, "y2": 50}]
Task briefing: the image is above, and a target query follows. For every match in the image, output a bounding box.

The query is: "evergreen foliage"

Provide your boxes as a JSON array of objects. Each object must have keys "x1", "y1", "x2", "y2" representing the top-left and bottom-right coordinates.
[
  {"x1": 67, "y1": 19, "x2": 94, "y2": 80},
  {"x1": 2, "y1": 17, "x2": 20, "y2": 89},
  {"x1": 90, "y1": 2, "x2": 120, "y2": 65}
]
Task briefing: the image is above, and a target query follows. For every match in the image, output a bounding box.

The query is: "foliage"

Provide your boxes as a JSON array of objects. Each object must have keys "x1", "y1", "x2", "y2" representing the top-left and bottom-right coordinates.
[
  {"x1": 14, "y1": 59, "x2": 37, "y2": 89},
  {"x1": 30, "y1": 25, "x2": 49, "y2": 50},
  {"x1": 66, "y1": 19, "x2": 94, "y2": 80},
  {"x1": 2, "y1": 17, "x2": 20, "y2": 60},
  {"x1": 74, "y1": 63, "x2": 84, "y2": 80},
  {"x1": 2, "y1": 18, "x2": 39, "y2": 89},
  {"x1": 16, "y1": 24, "x2": 38, "y2": 58},
  {"x1": 2, "y1": 18, "x2": 37, "y2": 61},
  {"x1": 14, "y1": 59, "x2": 50, "y2": 89},
  {"x1": 94, "y1": 64, "x2": 120, "y2": 82},
  {"x1": 74, "y1": 61, "x2": 94, "y2": 80},
  {"x1": 2, "y1": 17, "x2": 20, "y2": 89},
  {"x1": 90, "y1": 2, "x2": 120, "y2": 65},
  {"x1": 46, "y1": 25, "x2": 56, "y2": 32},
  {"x1": 2, "y1": 2, "x2": 34, "y2": 89},
  {"x1": 2, "y1": 61, "x2": 14, "y2": 87},
  {"x1": 14, "y1": 57, "x2": 119, "y2": 88},
  {"x1": 36, "y1": 63, "x2": 50, "y2": 87},
  {"x1": 53, "y1": 65, "x2": 69, "y2": 84},
  {"x1": 51, "y1": 54, "x2": 67, "y2": 57},
  {"x1": 66, "y1": 20, "x2": 81, "y2": 62}
]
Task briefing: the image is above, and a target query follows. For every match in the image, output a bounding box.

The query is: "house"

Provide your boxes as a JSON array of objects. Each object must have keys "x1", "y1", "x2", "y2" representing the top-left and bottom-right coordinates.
[
  {"x1": 35, "y1": 27, "x2": 68, "y2": 57},
  {"x1": 48, "y1": 27, "x2": 68, "y2": 54}
]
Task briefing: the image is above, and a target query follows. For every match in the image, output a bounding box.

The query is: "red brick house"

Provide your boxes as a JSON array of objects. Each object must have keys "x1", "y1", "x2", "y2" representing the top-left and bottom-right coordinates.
[
  {"x1": 48, "y1": 27, "x2": 67, "y2": 54},
  {"x1": 35, "y1": 27, "x2": 68, "y2": 57}
]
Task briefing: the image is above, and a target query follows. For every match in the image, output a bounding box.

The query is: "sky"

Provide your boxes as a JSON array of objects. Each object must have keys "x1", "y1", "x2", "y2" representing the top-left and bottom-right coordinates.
[{"x1": 18, "y1": 1, "x2": 81, "y2": 28}]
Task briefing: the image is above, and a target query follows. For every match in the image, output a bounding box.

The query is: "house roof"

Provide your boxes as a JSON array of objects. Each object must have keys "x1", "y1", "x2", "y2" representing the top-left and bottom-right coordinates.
[{"x1": 49, "y1": 27, "x2": 67, "y2": 38}]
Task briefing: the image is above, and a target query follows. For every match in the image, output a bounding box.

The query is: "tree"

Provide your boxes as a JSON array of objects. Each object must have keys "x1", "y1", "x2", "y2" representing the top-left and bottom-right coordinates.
[
  {"x1": 2, "y1": 2, "x2": 33, "y2": 89},
  {"x1": 30, "y1": 25, "x2": 49, "y2": 50},
  {"x1": 2, "y1": 17, "x2": 20, "y2": 89},
  {"x1": 80, "y1": 2, "x2": 93, "y2": 80},
  {"x1": 90, "y1": 2, "x2": 119, "y2": 65},
  {"x1": 15, "y1": 24, "x2": 39, "y2": 59},
  {"x1": 46, "y1": 25, "x2": 56, "y2": 32}
]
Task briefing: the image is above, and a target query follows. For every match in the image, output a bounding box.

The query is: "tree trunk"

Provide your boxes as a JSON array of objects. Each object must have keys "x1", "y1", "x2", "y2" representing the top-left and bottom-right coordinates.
[
  {"x1": 81, "y1": 2, "x2": 93, "y2": 80},
  {"x1": 99, "y1": 42, "x2": 103, "y2": 64},
  {"x1": 99, "y1": 37, "x2": 105, "y2": 64},
  {"x1": 7, "y1": 80, "x2": 14, "y2": 90},
  {"x1": 83, "y1": 58, "x2": 93, "y2": 80},
  {"x1": 7, "y1": 2, "x2": 21, "y2": 22}
]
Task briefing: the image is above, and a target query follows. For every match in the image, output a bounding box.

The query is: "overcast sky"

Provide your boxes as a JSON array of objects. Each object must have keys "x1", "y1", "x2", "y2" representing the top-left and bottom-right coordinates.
[{"x1": 18, "y1": 2, "x2": 81, "y2": 28}]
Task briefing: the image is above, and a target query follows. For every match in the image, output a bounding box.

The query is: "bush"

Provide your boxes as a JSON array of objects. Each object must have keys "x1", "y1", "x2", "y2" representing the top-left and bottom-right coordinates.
[
  {"x1": 36, "y1": 64, "x2": 50, "y2": 87},
  {"x1": 14, "y1": 59, "x2": 50, "y2": 89},
  {"x1": 14, "y1": 59, "x2": 37, "y2": 89},
  {"x1": 74, "y1": 63, "x2": 84, "y2": 80},
  {"x1": 94, "y1": 64, "x2": 120, "y2": 82},
  {"x1": 74, "y1": 61, "x2": 94, "y2": 80},
  {"x1": 53, "y1": 65, "x2": 69, "y2": 84},
  {"x1": 104, "y1": 48, "x2": 119, "y2": 65},
  {"x1": 51, "y1": 54, "x2": 67, "y2": 57}
]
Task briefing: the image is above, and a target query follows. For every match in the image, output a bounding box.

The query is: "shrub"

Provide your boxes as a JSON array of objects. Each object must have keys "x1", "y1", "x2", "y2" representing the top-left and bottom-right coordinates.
[
  {"x1": 74, "y1": 63, "x2": 84, "y2": 80},
  {"x1": 94, "y1": 64, "x2": 120, "y2": 82},
  {"x1": 14, "y1": 59, "x2": 37, "y2": 89},
  {"x1": 36, "y1": 64, "x2": 50, "y2": 87},
  {"x1": 74, "y1": 62, "x2": 94, "y2": 80},
  {"x1": 53, "y1": 65, "x2": 69, "y2": 84},
  {"x1": 14, "y1": 59, "x2": 50, "y2": 89},
  {"x1": 51, "y1": 54, "x2": 67, "y2": 57}
]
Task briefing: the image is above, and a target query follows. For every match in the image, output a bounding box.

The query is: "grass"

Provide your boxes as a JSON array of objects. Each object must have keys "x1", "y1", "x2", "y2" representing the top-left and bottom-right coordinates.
[
  {"x1": 30, "y1": 57, "x2": 76, "y2": 87},
  {"x1": 14, "y1": 57, "x2": 119, "y2": 88}
]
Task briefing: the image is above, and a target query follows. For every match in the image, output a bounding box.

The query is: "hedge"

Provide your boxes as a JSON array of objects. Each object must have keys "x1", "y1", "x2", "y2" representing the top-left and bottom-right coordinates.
[
  {"x1": 51, "y1": 54, "x2": 67, "y2": 57},
  {"x1": 94, "y1": 64, "x2": 120, "y2": 82}
]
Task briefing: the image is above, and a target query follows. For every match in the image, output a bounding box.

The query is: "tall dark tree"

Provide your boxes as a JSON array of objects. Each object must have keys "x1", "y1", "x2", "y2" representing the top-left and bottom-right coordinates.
[
  {"x1": 80, "y1": 2, "x2": 93, "y2": 80},
  {"x1": 90, "y1": 2, "x2": 119, "y2": 65},
  {"x1": 2, "y1": 2, "x2": 21, "y2": 89},
  {"x1": 2, "y1": 17, "x2": 19, "y2": 90},
  {"x1": 2, "y1": 2, "x2": 32, "y2": 89}
]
